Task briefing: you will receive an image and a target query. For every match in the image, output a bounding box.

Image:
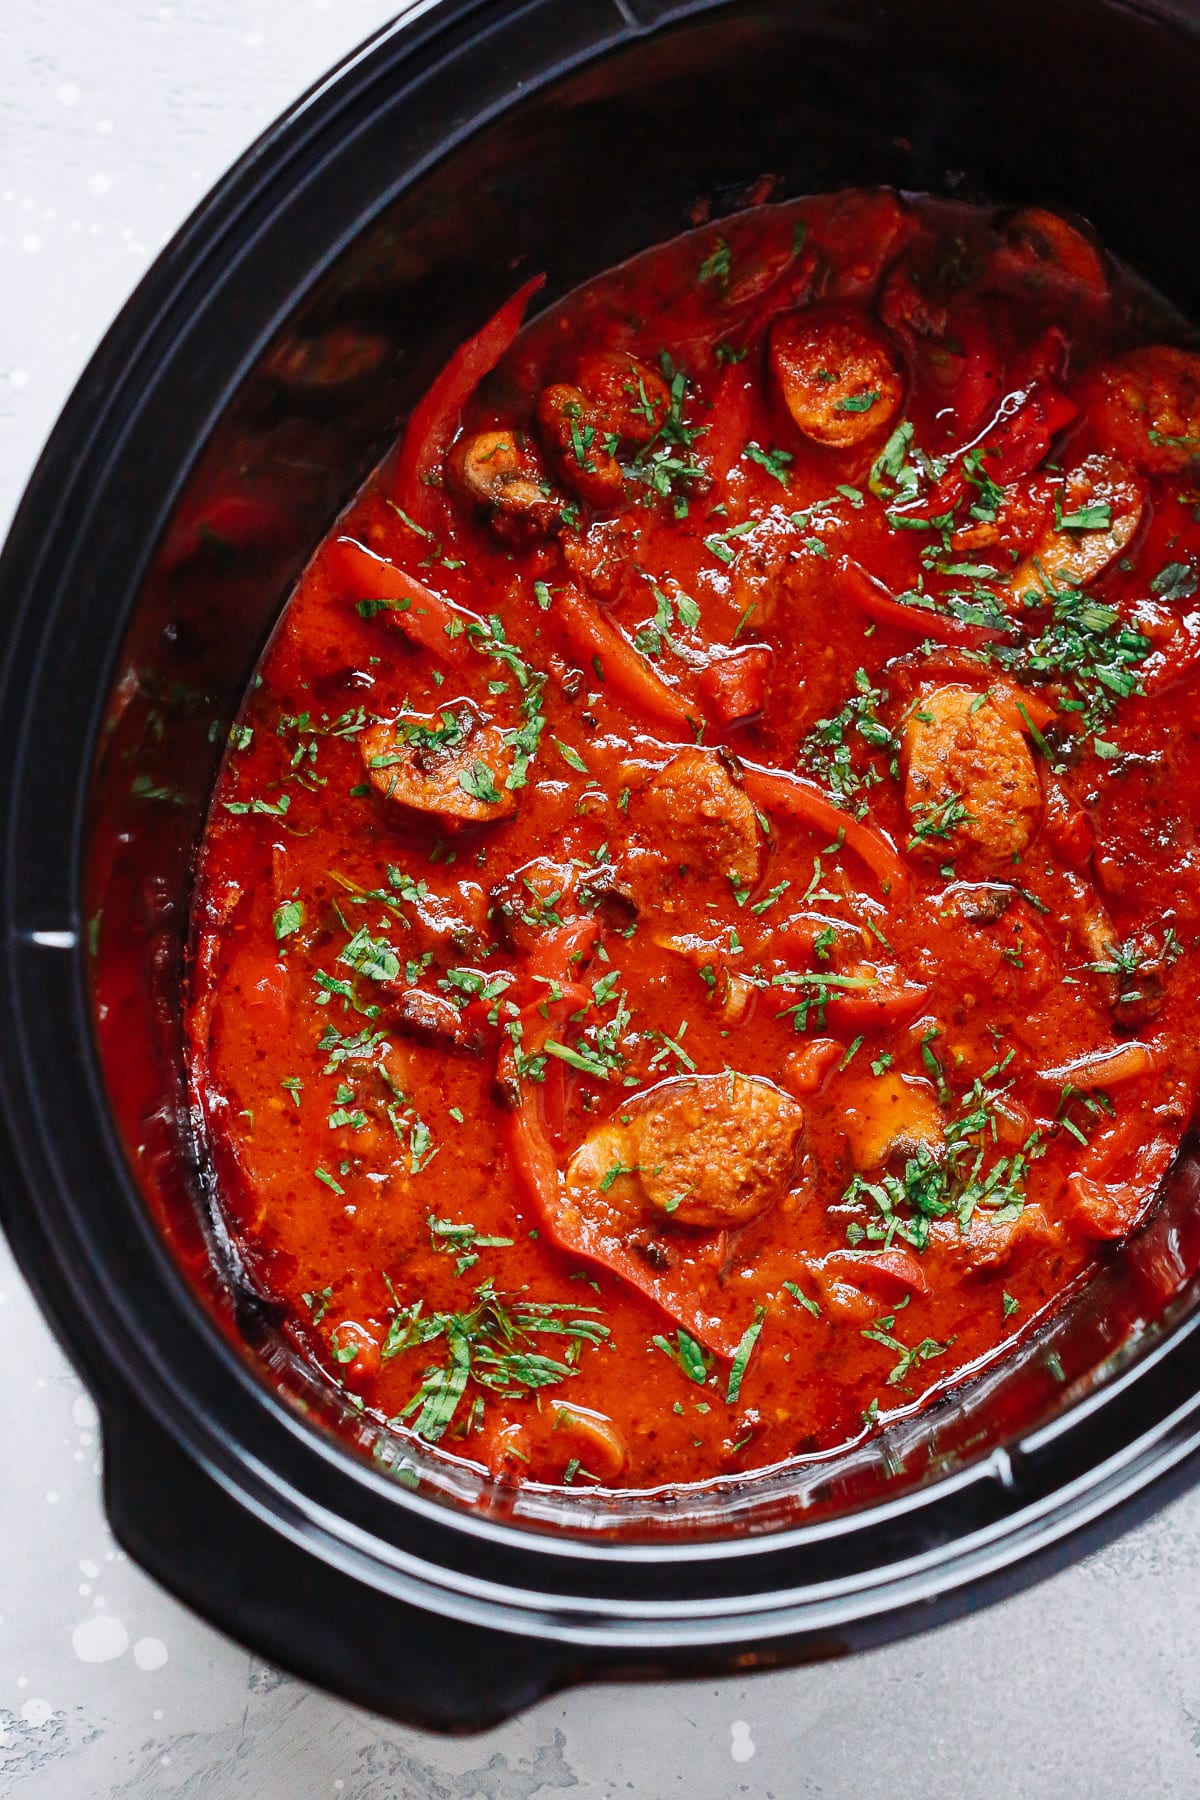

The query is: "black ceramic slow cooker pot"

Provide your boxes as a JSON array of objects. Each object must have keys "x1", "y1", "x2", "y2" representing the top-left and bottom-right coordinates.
[{"x1": 5, "y1": 0, "x2": 1200, "y2": 1732}]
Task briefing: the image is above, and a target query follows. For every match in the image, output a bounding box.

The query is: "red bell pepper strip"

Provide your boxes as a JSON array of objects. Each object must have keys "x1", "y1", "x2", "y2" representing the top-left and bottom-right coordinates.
[
  {"x1": 393, "y1": 273, "x2": 546, "y2": 527},
  {"x1": 328, "y1": 537, "x2": 479, "y2": 666},
  {"x1": 555, "y1": 586, "x2": 697, "y2": 731},
  {"x1": 508, "y1": 1100, "x2": 565, "y2": 1221},
  {"x1": 836, "y1": 558, "x2": 1011, "y2": 649},
  {"x1": 939, "y1": 313, "x2": 1006, "y2": 442},
  {"x1": 740, "y1": 760, "x2": 909, "y2": 895},
  {"x1": 503, "y1": 988, "x2": 592, "y2": 1146},
  {"x1": 985, "y1": 676, "x2": 1057, "y2": 732},
  {"x1": 916, "y1": 354, "x2": 1078, "y2": 518},
  {"x1": 1038, "y1": 1039, "x2": 1158, "y2": 1091},
  {"x1": 697, "y1": 644, "x2": 773, "y2": 725},
  {"x1": 1042, "y1": 776, "x2": 1093, "y2": 867},
  {"x1": 822, "y1": 974, "x2": 930, "y2": 1033},
  {"x1": 981, "y1": 383, "x2": 1079, "y2": 485},
  {"x1": 1142, "y1": 615, "x2": 1200, "y2": 694},
  {"x1": 784, "y1": 1037, "x2": 843, "y2": 1094},
  {"x1": 823, "y1": 1247, "x2": 930, "y2": 1300},
  {"x1": 702, "y1": 361, "x2": 756, "y2": 485},
  {"x1": 522, "y1": 922, "x2": 599, "y2": 990},
  {"x1": 1066, "y1": 1126, "x2": 1179, "y2": 1241}
]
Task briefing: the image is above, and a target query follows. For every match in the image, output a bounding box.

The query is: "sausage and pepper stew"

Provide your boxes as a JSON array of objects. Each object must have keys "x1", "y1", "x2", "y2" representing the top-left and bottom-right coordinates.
[{"x1": 187, "y1": 190, "x2": 1200, "y2": 1491}]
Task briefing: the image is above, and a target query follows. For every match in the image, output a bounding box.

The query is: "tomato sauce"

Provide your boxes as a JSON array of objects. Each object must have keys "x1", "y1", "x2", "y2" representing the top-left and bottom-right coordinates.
[{"x1": 186, "y1": 190, "x2": 1200, "y2": 1492}]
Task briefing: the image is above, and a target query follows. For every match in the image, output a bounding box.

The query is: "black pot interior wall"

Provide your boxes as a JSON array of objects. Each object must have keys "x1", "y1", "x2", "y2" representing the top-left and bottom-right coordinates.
[{"x1": 85, "y1": 0, "x2": 1200, "y2": 1530}]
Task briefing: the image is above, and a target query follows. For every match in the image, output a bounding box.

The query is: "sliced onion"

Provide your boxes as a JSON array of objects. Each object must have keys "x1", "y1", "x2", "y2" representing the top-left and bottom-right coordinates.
[
  {"x1": 1038, "y1": 1040, "x2": 1157, "y2": 1089},
  {"x1": 548, "y1": 1404, "x2": 628, "y2": 1482}
]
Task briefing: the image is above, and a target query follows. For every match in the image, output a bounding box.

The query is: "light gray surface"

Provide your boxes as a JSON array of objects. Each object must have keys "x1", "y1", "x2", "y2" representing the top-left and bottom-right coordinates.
[{"x1": 3, "y1": 3, "x2": 1200, "y2": 1794}]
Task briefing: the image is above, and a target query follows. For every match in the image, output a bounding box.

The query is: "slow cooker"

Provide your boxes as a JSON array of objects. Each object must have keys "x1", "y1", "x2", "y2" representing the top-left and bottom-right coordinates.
[{"x1": 3, "y1": 0, "x2": 1200, "y2": 1730}]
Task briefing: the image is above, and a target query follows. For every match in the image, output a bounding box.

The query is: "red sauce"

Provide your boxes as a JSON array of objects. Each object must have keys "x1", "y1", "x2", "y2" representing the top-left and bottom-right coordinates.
[{"x1": 186, "y1": 190, "x2": 1200, "y2": 1492}]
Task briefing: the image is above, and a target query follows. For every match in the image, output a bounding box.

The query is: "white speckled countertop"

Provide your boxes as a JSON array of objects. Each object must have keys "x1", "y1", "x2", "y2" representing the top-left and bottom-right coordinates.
[{"x1": 5, "y1": 4, "x2": 1200, "y2": 1793}]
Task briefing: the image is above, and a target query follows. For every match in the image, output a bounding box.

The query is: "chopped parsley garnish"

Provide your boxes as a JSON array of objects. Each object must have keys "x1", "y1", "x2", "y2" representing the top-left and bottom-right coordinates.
[
  {"x1": 839, "y1": 1057, "x2": 1044, "y2": 1251},
  {"x1": 704, "y1": 518, "x2": 759, "y2": 564},
  {"x1": 338, "y1": 925, "x2": 401, "y2": 984},
  {"x1": 1057, "y1": 499, "x2": 1112, "y2": 532},
  {"x1": 726, "y1": 1307, "x2": 766, "y2": 1404},
  {"x1": 626, "y1": 353, "x2": 709, "y2": 517},
  {"x1": 647, "y1": 1026, "x2": 696, "y2": 1074},
  {"x1": 907, "y1": 790, "x2": 972, "y2": 851},
  {"x1": 553, "y1": 738, "x2": 590, "y2": 774},
  {"x1": 273, "y1": 898, "x2": 304, "y2": 941},
  {"x1": 772, "y1": 968, "x2": 879, "y2": 1033},
  {"x1": 330, "y1": 1325, "x2": 363, "y2": 1365},
  {"x1": 223, "y1": 791, "x2": 291, "y2": 818},
  {"x1": 356, "y1": 595, "x2": 411, "y2": 620},
  {"x1": 985, "y1": 573, "x2": 1151, "y2": 737},
  {"x1": 634, "y1": 583, "x2": 701, "y2": 658},
  {"x1": 427, "y1": 1213, "x2": 515, "y2": 1277},
  {"x1": 502, "y1": 672, "x2": 547, "y2": 792},
  {"x1": 458, "y1": 761, "x2": 503, "y2": 805},
  {"x1": 652, "y1": 1328, "x2": 710, "y2": 1385},
  {"x1": 317, "y1": 1023, "x2": 387, "y2": 1072},
  {"x1": 394, "y1": 709, "x2": 471, "y2": 755},
  {"x1": 328, "y1": 1104, "x2": 368, "y2": 1132},
  {"x1": 301, "y1": 1286, "x2": 332, "y2": 1325},
  {"x1": 698, "y1": 238, "x2": 732, "y2": 287},
  {"x1": 783, "y1": 1281, "x2": 820, "y2": 1317},
  {"x1": 750, "y1": 879, "x2": 790, "y2": 915},
  {"x1": 834, "y1": 391, "x2": 880, "y2": 414},
  {"x1": 862, "y1": 1311, "x2": 954, "y2": 1387},
  {"x1": 1082, "y1": 936, "x2": 1147, "y2": 980},
  {"x1": 1149, "y1": 428, "x2": 1200, "y2": 451},
  {"x1": 599, "y1": 1160, "x2": 641, "y2": 1193},
  {"x1": 543, "y1": 1039, "x2": 613, "y2": 1081},
  {"x1": 1151, "y1": 559, "x2": 1198, "y2": 602},
  {"x1": 742, "y1": 441, "x2": 794, "y2": 486},
  {"x1": 383, "y1": 1280, "x2": 609, "y2": 1443},
  {"x1": 869, "y1": 420, "x2": 921, "y2": 501},
  {"x1": 800, "y1": 668, "x2": 898, "y2": 806}
]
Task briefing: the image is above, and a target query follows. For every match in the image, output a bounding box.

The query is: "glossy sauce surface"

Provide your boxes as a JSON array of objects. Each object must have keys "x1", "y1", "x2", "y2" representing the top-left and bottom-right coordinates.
[{"x1": 187, "y1": 192, "x2": 1200, "y2": 1491}]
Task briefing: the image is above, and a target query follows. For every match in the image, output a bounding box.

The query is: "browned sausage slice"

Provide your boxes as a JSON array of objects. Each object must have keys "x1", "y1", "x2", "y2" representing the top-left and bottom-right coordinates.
[
  {"x1": 574, "y1": 351, "x2": 671, "y2": 445},
  {"x1": 903, "y1": 685, "x2": 1041, "y2": 869},
  {"x1": 1008, "y1": 452, "x2": 1144, "y2": 602},
  {"x1": 635, "y1": 748, "x2": 763, "y2": 894},
  {"x1": 1084, "y1": 345, "x2": 1200, "y2": 475},
  {"x1": 536, "y1": 383, "x2": 625, "y2": 507},
  {"x1": 566, "y1": 1072, "x2": 805, "y2": 1230},
  {"x1": 359, "y1": 703, "x2": 517, "y2": 826},
  {"x1": 840, "y1": 1072, "x2": 944, "y2": 1170},
  {"x1": 769, "y1": 309, "x2": 904, "y2": 448},
  {"x1": 988, "y1": 208, "x2": 1107, "y2": 303}
]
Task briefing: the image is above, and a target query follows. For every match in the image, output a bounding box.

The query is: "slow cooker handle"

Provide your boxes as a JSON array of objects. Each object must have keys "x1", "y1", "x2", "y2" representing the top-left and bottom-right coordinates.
[{"x1": 101, "y1": 1394, "x2": 583, "y2": 1730}]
